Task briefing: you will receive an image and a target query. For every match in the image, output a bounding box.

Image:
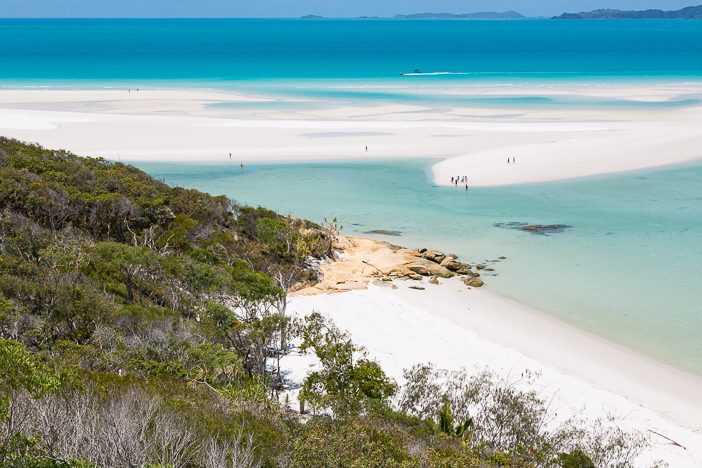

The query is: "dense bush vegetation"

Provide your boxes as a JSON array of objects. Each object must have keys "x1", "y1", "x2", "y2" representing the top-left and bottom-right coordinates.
[{"x1": 0, "y1": 138, "x2": 645, "y2": 466}]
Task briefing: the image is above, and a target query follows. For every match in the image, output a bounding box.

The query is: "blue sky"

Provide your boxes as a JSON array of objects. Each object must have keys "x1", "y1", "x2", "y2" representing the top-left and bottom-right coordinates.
[{"x1": 0, "y1": 0, "x2": 697, "y2": 18}]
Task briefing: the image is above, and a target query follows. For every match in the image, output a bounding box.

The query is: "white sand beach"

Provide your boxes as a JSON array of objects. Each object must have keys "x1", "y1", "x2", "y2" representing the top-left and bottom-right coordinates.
[
  {"x1": 284, "y1": 281, "x2": 702, "y2": 467},
  {"x1": 3, "y1": 84, "x2": 702, "y2": 465},
  {"x1": 282, "y1": 238, "x2": 702, "y2": 467},
  {"x1": 1, "y1": 84, "x2": 701, "y2": 186}
]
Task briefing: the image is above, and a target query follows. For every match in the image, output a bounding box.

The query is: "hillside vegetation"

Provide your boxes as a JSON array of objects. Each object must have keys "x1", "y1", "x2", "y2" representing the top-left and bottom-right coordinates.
[{"x1": 0, "y1": 137, "x2": 644, "y2": 467}]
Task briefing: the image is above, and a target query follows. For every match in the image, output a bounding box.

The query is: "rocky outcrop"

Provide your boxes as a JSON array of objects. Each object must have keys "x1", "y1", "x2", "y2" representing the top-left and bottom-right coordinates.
[
  {"x1": 464, "y1": 276, "x2": 484, "y2": 288},
  {"x1": 407, "y1": 261, "x2": 454, "y2": 278},
  {"x1": 384, "y1": 248, "x2": 485, "y2": 287},
  {"x1": 296, "y1": 236, "x2": 491, "y2": 295},
  {"x1": 440, "y1": 256, "x2": 463, "y2": 271},
  {"x1": 421, "y1": 249, "x2": 446, "y2": 263}
]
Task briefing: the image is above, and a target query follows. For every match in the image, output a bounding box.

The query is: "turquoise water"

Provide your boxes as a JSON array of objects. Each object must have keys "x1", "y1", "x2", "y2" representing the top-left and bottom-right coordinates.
[
  {"x1": 136, "y1": 160, "x2": 702, "y2": 376},
  {"x1": 4, "y1": 18, "x2": 702, "y2": 120},
  {"x1": 1, "y1": 19, "x2": 702, "y2": 86},
  {"x1": 212, "y1": 85, "x2": 702, "y2": 111}
]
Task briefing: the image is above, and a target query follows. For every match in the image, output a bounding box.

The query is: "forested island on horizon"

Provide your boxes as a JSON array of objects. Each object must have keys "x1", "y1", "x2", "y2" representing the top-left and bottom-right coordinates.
[
  {"x1": 554, "y1": 4, "x2": 702, "y2": 19},
  {"x1": 297, "y1": 5, "x2": 702, "y2": 20}
]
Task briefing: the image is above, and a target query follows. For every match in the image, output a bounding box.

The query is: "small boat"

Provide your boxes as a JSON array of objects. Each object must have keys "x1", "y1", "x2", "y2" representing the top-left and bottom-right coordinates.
[{"x1": 400, "y1": 69, "x2": 423, "y2": 76}]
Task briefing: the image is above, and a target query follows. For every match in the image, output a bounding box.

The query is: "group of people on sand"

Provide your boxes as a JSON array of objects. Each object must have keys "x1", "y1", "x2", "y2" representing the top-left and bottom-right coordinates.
[
  {"x1": 451, "y1": 156, "x2": 517, "y2": 189},
  {"x1": 450, "y1": 175, "x2": 469, "y2": 191}
]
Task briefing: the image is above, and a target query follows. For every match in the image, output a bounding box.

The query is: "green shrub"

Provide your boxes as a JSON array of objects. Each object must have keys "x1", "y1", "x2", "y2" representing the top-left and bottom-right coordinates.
[{"x1": 558, "y1": 449, "x2": 596, "y2": 468}]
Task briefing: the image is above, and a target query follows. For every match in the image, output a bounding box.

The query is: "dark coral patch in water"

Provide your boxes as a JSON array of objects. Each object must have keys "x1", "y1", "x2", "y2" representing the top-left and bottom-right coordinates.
[
  {"x1": 364, "y1": 229, "x2": 402, "y2": 237},
  {"x1": 494, "y1": 222, "x2": 572, "y2": 235}
]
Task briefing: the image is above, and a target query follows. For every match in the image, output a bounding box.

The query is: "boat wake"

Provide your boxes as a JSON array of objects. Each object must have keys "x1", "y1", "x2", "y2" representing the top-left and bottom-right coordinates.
[{"x1": 401, "y1": 71, "x2": 471, "y2": 76}]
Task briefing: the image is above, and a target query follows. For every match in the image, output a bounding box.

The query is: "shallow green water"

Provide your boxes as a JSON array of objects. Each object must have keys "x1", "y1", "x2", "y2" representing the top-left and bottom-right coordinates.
[{"x1": 136, "y1": 159, "x2": 702, "y2": 376}]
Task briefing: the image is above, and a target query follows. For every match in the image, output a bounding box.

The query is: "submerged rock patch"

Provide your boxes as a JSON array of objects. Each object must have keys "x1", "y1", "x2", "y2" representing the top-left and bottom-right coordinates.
[
  {"x1": 364, "y1": 229, "x2": 402, "y2": 236},
  {"x1": 494, "y1": 222, "x2": 572, "y2": 235}
]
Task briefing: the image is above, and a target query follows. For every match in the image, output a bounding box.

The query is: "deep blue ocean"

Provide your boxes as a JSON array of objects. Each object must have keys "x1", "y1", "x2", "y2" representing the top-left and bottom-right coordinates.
[{"x1": 1, "y1": 19, "x2": 702, "y2": 84}]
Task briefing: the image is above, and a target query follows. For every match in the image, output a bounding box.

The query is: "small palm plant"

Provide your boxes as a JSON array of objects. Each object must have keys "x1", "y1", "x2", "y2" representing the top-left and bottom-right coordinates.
[{"x1": 438, "y1": 402, "x2": 473, "y2": 439}]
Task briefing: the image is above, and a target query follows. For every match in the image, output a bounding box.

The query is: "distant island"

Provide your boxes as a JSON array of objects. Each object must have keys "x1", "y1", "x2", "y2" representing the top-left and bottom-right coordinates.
[
  {"x1": 300, "y1": 14, "x2": 324, "y2": 19},
  {"x1": 394, "y1": 11, "x2": 524, "y2": 19},
  {"x1": 554, "y1": 5, "x2": 702, "y2": 19}
]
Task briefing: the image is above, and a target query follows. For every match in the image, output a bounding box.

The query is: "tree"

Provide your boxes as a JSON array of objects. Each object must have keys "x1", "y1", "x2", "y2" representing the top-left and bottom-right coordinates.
[
  {"x1": 89, "y1": 242, "x2": 158, "y2": 304},
  {"x1": 299, "y1": 313, "x2": 396, "y2": 415},
  {"x1": 558, "y1": 449, "x2": 596, "y2": 468},
  {"x1": 0, "y1": 340, "x2": 62, "y2": 465},
  {"x1": 202, "y1": 265, "x2": 289, "y2": 388}
]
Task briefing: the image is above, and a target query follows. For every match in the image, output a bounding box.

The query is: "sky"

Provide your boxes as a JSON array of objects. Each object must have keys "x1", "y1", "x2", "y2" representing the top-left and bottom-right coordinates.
[{"x1": 0, "y1": 0, "x2": 697, "y2": 18}]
